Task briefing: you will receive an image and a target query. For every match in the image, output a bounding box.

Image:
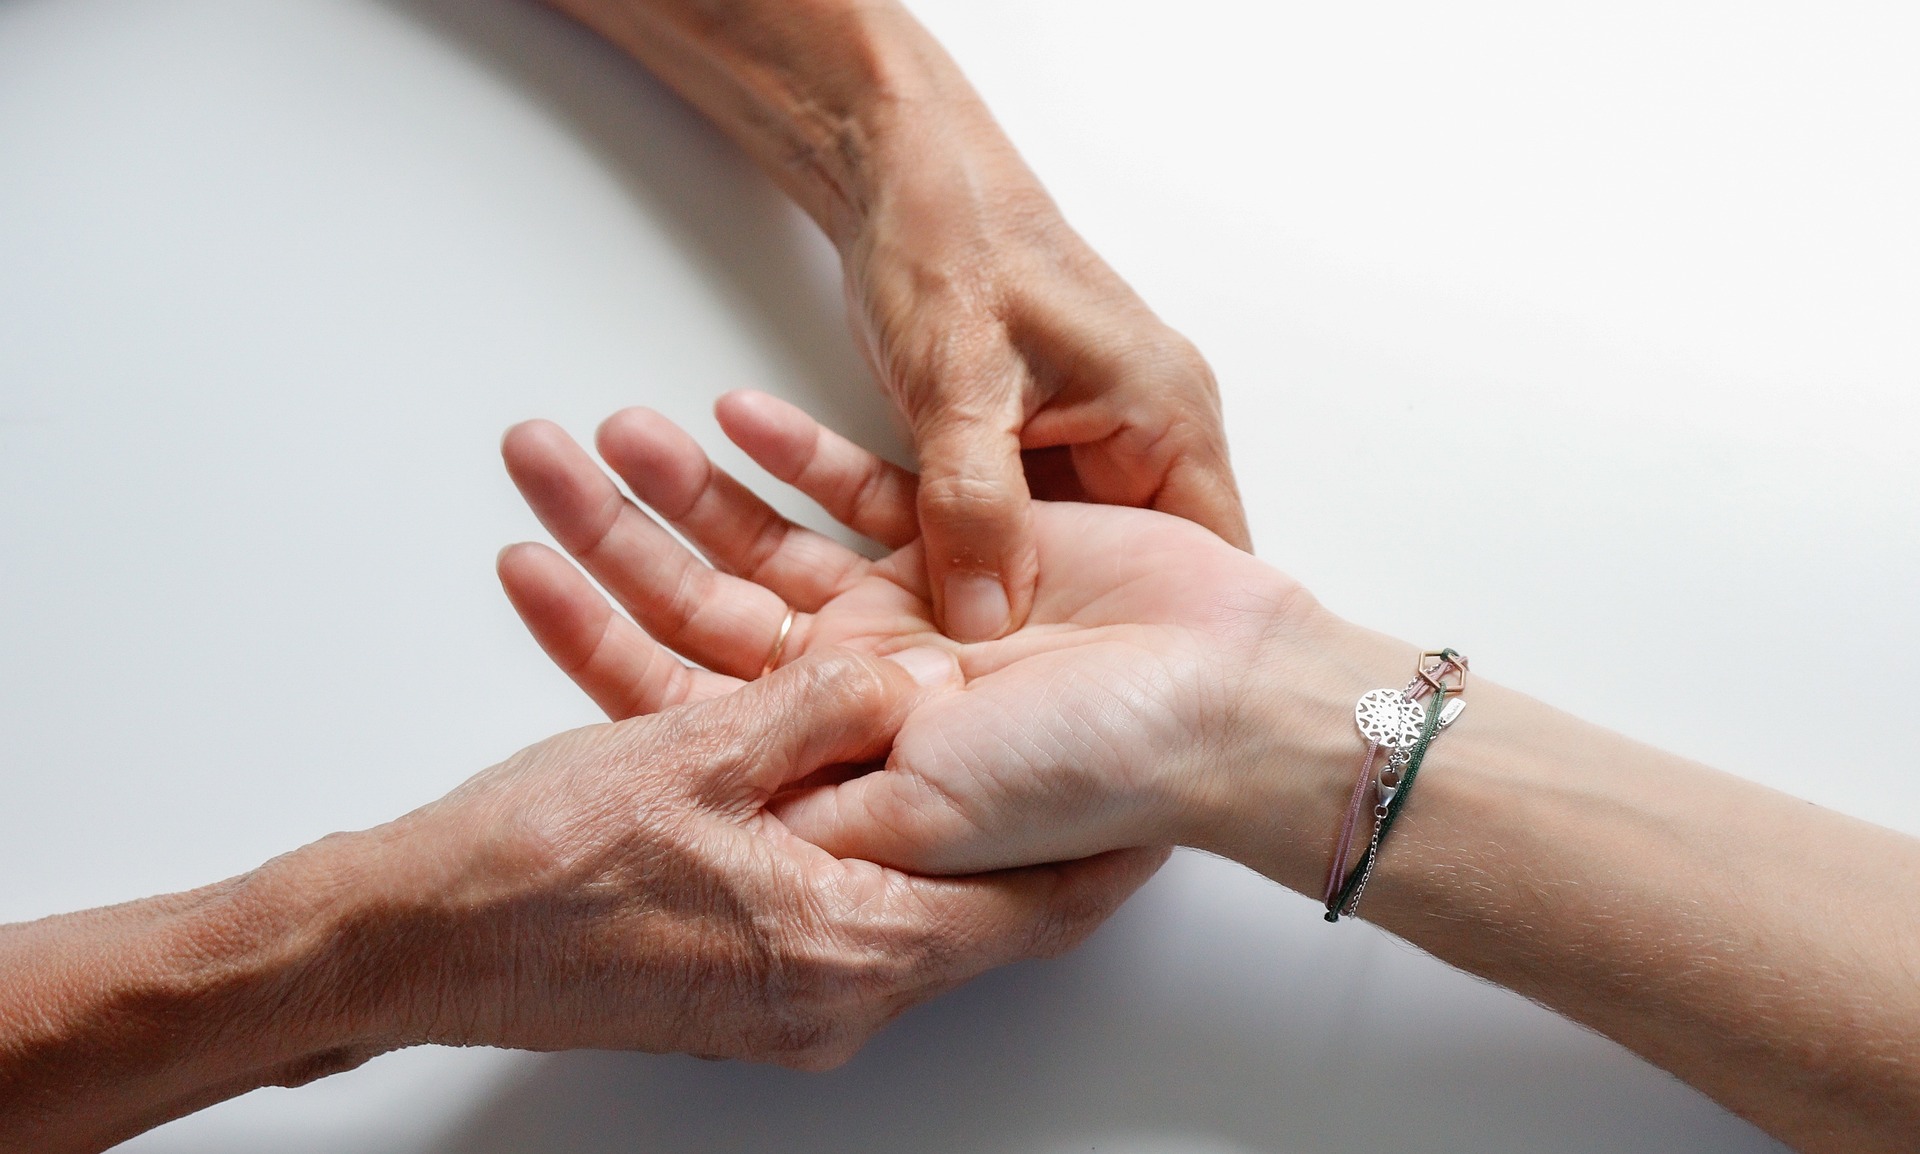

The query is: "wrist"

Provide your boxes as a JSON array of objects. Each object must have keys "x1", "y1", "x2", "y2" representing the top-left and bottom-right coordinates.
[
  {"x1": 808, "y1": 6, "x2": 1028, "y2": 247},
  {"x1": 162, "y1": 833, "x2": 419, "y2": 1070},
  {"x1": 1177, "y1": 609, "x2": 1424, "y2": 895},
  {"x1": 838, "y1": 88, "x2": 1047, "y2": 257}
]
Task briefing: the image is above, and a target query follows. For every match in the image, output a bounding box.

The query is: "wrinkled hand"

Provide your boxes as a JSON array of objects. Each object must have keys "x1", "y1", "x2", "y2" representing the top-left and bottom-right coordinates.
[
  {"x1": 384, "y1": 648, "x2": 1161, "y2": 1067},
  {"x1": 498, "y1": 395, "x2": 1310, "y2": 874},
  {"x1": 845, "y1": 158, "x2": 1251, "y2": 642},
  {"x1": 548, "y1": 0, "x2": 1247, "y2": 645}
]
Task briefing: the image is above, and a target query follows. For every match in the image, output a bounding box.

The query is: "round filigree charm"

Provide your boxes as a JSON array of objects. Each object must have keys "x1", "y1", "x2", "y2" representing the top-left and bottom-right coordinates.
[{"x1": 1355, "y1": 689, "x2": 1424, "y2": 749}]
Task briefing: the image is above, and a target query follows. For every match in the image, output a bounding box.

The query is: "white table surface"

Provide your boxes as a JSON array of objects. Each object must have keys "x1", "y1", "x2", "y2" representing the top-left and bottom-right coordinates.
[{"x1": 4, "y1": 1, "x2": 1915, "y2": 1150}]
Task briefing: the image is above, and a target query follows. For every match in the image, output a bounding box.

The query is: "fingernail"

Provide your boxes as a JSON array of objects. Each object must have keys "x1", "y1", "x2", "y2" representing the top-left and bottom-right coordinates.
[
  {"x1": 943, "y1": 573, "x2": 1009, "y2": 643},
  {"x1": 884, "y1": 647, "x2": 959, "y2": 688}
]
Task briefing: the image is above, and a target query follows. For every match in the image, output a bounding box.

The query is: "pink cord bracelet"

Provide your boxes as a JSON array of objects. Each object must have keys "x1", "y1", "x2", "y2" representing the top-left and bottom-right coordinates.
[{"x1": 1322, "y1": 651, "x2": 1468, "y2": 919}]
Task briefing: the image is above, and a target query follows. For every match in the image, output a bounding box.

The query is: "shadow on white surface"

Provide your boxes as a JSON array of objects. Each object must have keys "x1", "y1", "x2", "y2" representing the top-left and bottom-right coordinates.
[
  {"x1": 134, "y1": 857, "x2": 1783, "y2": 1154},
  {"x1": 410, "y1": 868, "x2": 1783, "y2": 1154},
  {"x1": 379, "y1": 0, "x2": 908, "y2": 466}
]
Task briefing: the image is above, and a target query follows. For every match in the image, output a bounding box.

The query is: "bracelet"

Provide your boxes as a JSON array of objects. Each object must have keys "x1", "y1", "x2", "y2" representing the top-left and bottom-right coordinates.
[
  {"x1": 1321, "y1": 651, "x2": 1465, "y2": 910},
  {"x1": 1323, "y1": 650, "x2": 1468, "y2": 923}
]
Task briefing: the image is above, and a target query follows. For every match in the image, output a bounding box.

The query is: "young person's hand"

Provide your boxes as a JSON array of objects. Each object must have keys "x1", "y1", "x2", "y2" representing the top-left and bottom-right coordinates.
[{"x1": 499, "y1": 394, "x2": 1316, "y2": 874}]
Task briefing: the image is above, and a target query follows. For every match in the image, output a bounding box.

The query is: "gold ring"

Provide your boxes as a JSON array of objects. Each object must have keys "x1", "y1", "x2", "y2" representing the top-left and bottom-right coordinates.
[{"x1": 761, "y1": 607, "x2": 797, "y2": 677}]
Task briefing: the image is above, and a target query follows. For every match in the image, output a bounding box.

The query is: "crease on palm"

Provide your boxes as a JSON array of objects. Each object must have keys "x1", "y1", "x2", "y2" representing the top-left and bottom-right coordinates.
[{"x1": 499, "y1": 392, "x2": 1274, "y2": 872}]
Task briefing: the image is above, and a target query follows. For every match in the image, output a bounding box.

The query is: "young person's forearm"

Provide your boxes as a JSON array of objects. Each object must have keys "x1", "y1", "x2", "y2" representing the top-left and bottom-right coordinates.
[
  {"x1": 1374, "y1": 682, "x2": 1918, "y2": 1152},
  {"x1": 545, "y1": 0, "x2": 1000, "y2": 244},
  {"x1": 0, "y1": 838, "x2": 404, "y2": 1154},
  {"x1": 1209, "y1": 620, "x2": 1920, "y2": 1154}
]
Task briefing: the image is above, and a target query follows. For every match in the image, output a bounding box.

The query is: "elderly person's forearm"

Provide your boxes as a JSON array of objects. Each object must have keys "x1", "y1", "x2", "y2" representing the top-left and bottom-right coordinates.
[
  {"x1": 543, "y1": 0, "x2": 994, "y2": 245},
  {"x1": 0, "y1": 838, "x2": 408, "y2": 1154}
]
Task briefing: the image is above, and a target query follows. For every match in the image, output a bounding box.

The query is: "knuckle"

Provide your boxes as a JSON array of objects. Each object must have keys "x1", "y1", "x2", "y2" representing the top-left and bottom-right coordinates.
[
  {"x1": 844, "y1": 458, "x2": 895, "y2": 521},
  {"x1": 916, "y1": 471, "x2": 1016, "y2": 534},
  {"x1": 1130, "y1": 329, "x2": 1217, "y2": 394},
  {"x1": 779, "y1": 651, "x2": 845, "y2": 701},
  {"x1": 661, "y1": 714, "x2": 755, "y2": 804},
  {"x1": 734, "y1": 512, "x2": 794, "y2": 586},
  {"x1": 790, "y1": 649, "x2": 891, "y2": 713},
  {"x1": 816, "y1": 931, "x2": 915, "y2": 1001}
]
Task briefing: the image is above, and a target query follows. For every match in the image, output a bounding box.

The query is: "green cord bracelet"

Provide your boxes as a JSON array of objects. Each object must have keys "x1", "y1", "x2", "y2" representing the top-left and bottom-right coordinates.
[{"x1": 1327, "y1": 681, "x2": 1449, "y2": 920}]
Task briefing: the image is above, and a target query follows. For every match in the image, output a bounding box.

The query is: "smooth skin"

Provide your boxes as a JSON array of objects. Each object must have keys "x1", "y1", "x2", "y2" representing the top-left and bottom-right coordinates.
[
  {"x1": 0, "y1": 653, "x2": 1162, "y2": 1154},
  {"x1": 500, "y1": 397, "x2": 1920, "y2": 1154},
  {"x1": 543, "y1": 0, "x2": 1250, "y2": 641}
]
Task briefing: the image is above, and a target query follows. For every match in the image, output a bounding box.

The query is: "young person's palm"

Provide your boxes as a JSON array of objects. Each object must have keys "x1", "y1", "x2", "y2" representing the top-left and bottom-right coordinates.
[{"x1": 500, "y1": 393, "x2": 1303, "y2": 873}]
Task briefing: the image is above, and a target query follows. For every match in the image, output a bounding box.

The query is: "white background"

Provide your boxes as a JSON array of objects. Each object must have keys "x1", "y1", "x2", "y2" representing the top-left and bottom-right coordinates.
[{"x1": 3, "y1": 1, "x2": 1915, "y2": 1150}]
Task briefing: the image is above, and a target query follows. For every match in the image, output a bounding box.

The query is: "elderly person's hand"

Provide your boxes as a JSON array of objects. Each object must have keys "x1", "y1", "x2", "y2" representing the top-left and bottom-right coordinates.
[
  {"x1": 382, "y1": 651, "x2": 1161, "y2": 1060},
  {"x1": 546, "y1": 0, "x2": 1249, "y2": 643},
  {"x1": 0, "y1": 650, "x2": 1159, "y2": 1154},
  {"x1": 841, "y1": 149, "x2": 1250, "y2": 642}
]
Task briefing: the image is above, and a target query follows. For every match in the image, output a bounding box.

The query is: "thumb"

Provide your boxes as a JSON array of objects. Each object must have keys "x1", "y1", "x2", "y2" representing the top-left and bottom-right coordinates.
[
  {"x1": 685, "y1": 648, "x2": 946, "y2": 805},
  {"x1": 912, "y1": 409, "x2": 1039, "y2": 643}
]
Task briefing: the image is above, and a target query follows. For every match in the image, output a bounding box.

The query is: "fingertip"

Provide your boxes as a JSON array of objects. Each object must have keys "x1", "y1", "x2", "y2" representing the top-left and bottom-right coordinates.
[
  {"x1": 1157, "y1": 455, "x2": 1254, "y2": 552},
  {"x1": 595, "y1": 407, "x2": 709, "y2": 515},
  {"x1": 714, "y1": 388, "x2": 795, "y2": 429},
  {"x1": 593, "y1": 406, "x2": 678, "y2": 468},
  {"x1": 499, "y1": 418, "x2": 570, "y2": 478},
  {"x1": 495, "y1": 541, "x2": 585, "y2": 623},
  {"x1": 500, "y1": 419, "x2": 595, "y2": 496},
  {"x1": 715, "y1": 390, "x2": 812, "y2": 478},
  {"x1": 495, "y1": 540, "x2": 549, "y2": 579},
  {"x1": 592, "y1": 405, "x2": 667, "y2": 445},
  {"x1": 500, "y1": 416, "x2": 560, "y2": 452},
  {"x1": 1104, "y1": 844, "x2": 1175, "y2": 888}
]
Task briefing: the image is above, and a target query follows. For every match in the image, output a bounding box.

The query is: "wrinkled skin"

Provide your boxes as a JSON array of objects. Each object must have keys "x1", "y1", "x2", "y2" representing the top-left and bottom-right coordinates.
[
  {"x1": 384, "y1": 648, "x2": 1163, "y2": 1067},
  {"x1": 547, "y1": 0, "x2": 1251, "y2": 643},
  {"x1": 844, "y1": 166, "x2": 1252, "y2": 642},
  {"x1": 0, "y1": 649, "x2": 1163, "y2": 1154},
  {"x1": 498, "y1": 393, "x2": 1314, "y2": 874}
]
